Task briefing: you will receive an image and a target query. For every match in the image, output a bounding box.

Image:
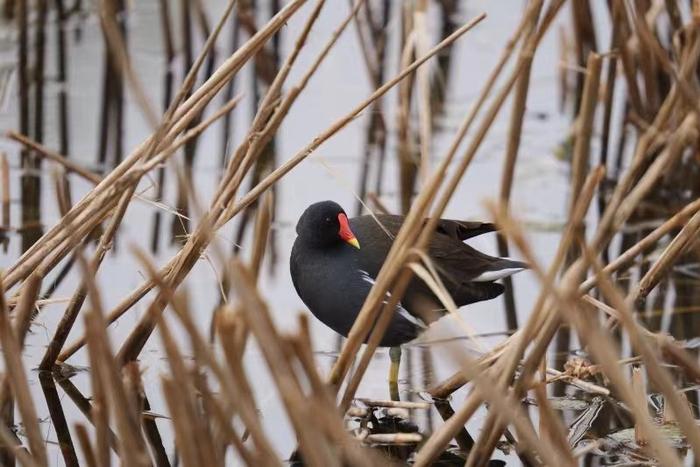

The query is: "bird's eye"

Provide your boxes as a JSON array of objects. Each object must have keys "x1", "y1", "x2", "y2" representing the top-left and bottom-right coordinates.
[{"x1": 325, "y1": 217, "x2": 331, "y2": 223}]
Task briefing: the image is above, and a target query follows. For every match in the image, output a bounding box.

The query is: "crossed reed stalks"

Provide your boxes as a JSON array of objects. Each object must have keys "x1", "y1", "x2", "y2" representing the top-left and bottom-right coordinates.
[{"x1": 2, "y1": 0, "x2": 700, "y2": 465}]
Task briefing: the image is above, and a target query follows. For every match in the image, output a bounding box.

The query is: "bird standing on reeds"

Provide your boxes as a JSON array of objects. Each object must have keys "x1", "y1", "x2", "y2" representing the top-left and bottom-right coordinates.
[{"x1": 290, "y1": 201, "x2": 527, "y2": 397}]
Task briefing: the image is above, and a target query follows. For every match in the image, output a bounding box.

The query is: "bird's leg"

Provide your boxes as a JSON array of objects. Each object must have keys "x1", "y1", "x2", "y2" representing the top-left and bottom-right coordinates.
[{"x1": 389, "y1": 346, "x2": 402, "y2": 401}]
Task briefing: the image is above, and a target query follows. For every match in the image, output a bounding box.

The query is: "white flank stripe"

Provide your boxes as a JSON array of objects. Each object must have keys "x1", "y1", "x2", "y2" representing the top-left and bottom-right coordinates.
[
  {"x1": 359, "y1": 270, "x2": 426, "y2": 328},
  {"x1": 398, "y1": 307, "x2": 428, "y2": 329},
  {"x1": 472, "y1": 267, "x2": 526, "y2": 282}
]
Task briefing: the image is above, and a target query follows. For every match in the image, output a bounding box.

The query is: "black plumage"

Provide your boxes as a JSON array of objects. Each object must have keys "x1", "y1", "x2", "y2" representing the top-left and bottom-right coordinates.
[{"x1": 290, "y1": 201, "x2": 527, "y2": 346}]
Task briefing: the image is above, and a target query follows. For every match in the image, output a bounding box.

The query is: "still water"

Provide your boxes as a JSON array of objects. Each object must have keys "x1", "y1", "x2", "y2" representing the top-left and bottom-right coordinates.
[{"x1": 0, "y1": 1, "x2": 598, "y2": 464}]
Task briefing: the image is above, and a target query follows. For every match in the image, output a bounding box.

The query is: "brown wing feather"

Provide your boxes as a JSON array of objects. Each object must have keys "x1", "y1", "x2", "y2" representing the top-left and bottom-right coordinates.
[{"x1": 367, "y1": 214, "x2": 507, "y2": 307}]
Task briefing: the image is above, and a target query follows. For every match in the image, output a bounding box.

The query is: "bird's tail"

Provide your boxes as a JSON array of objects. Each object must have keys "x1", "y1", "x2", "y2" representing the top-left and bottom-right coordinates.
[{"x1": 471, "y1": 257, "x2": 528, "y2": 282}]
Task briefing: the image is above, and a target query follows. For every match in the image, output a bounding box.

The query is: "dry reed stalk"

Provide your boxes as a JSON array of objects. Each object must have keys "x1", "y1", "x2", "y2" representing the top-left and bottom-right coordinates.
[
  {"x1": 413, "y1": 357, "x2": 566, "y2": 466},
  {"x1": 68, "y1": 222, "x2": 147, "y2": 467},
  {"x1": 492, "y1": 211, "x2": 683, "y2": 466},
  {"x1": 633, "y1": 209, "x2": 700, "y2": 300},
  {"x1": 100, "y1": 2, "x2": 340, "y2": 361},
  {"x1": 215, "y1": 0, "x2": 424, "y2": 228},
  {"x1": 158, "y1": 312, "x2": 217, "y2": 466},
  {"x1": 396, "y1": 1, "x2": 417, "y2": 213},
  {"x1": 139, "y1": 92, "x2": 244, "y2": 173},
  {"x1": 180, "y1": 311, "x2": 279, "y2": 466},
  {"x1": 569, "y1": 52, "x2": 601, "y2": 217},
  {"x1": 426, "y1": 16, "x2": 590, "y2": 406},
  {"x1": 0, "y1": 272, "x2": 43, "y2": 453},
  {"x1": 660, "y1": 338, "x2": 700, "y2": 383},
  {"x1": 593, "y1": 36, "x2": 700, "y2": 250},
  {"x1": 131, "y1": 249, "x2": 279, "y2": 465},
  {"x1": 610, "y1": 0, "x2": 645, "y2": 119},
  {"x1": 85, "y1": 310, "x2": 149, "y2": 466},
  {"x1": 289, "y1": 318, "x2": 388, "y2": 467},
  {"x1": 111, "y1": 12, "x2": 486, "y2": 367},
  {"x1": 414, "y1": 0, "x2": 431, "y2": 183},
  {"x1": 80, "y1": 264, "x2": 150, "y2": 467},
  {"x1": 40, "y1": 187, "x2": 135, "y2": 369},
  {"x1": 613, "y1": 114, "x2": 698, "y2": 229},
  {"x1": 216, "y1": 310, "x2": 281, "y2": 465},
  {"x1": 394, "y1": 6, "x2": 553, "y2": 377},
  {"x1": 348, "y1": 0, "x2": 379, "y2": 84},
  {"x1": 405, "y1": 256, "x2": 541, "y2": 466},
  {"x1": 579, "y1": 197, "x2": 700, "y2": 293},
  {"x1": 586, "y1": 249, "x2": 700, "y2": 456},
  {"x1": 2, "y1": 0, "x2": 302, "y2": 292},
  {"x1": 628, "y1": 4, "x2": 660, "y2": 113},
  {"x1": 474, "y1": 97, "x2": 698, "y2": 419},
  {"x1": 55, "y1": 375, "x2": 120, "y2": 457},
  {"x1": 73, "y1": 424, "x2": 98, "y2": 467},
  {"x1": 57, "y1": 278, "x2": 155, "y2": 361},
  {"x1": 8, "y1": 131, "x2": 101, "y2": 183},
  {"x1": 631, "y1": 366, "x2": 648, "y2": 446},
  {"x1": 333, "y1": 3, "x2": 554, "y2": 399},
  {"x1": 9, "y1": 79, "x2": 227, "y2": 284},
  {"x1": 28, "y1": 1, "x2": 312, "y2": 359},
  {"x1": 98, "y1": 0, "x2": 159, "y2": 129},
  {"x1": 211, "y1": 0, "x2": 330, "y2": 214},
  {"x1": 497, "y1": 0, "x2": 543, "y2": 329},
  {"x1": 228, "y1": 261, "x2": 341, "y2": 467},
  {"x1": 414, "y1": 390, "x2": 482, "y2": 467},
  {"x1": 194, "y1": 377, "x2": 258, "y2": 466},
  {"x1": 0, "y1": 153, "x2": 8, "y2": 232},
  {"x1": 0, "y1": 276, "x2": 48, "y2": 466},
  {"x1": 10, "y1": 272, "x2": 41, "y2": 344},
  {"x1": 0, "y1": 420, "x2": 41, "y2": 467},
  {"x1": 250, "y1": 191, "x2": 273, "y2": 281},
  {"x1": 533, "y1": 383, "x2": 575, "y2": 462},
  {"x1": 160, "y1": 378, "x2": 200, "y2": 467},
  {"x1": 461, "y1": 167, "x2": 603, "y2": 461}
]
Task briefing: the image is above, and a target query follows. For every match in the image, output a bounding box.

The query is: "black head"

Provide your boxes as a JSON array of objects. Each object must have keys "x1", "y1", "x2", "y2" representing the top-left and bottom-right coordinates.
[{"x1": 295, "y1": 201, "x2": 360, "y2": 249}]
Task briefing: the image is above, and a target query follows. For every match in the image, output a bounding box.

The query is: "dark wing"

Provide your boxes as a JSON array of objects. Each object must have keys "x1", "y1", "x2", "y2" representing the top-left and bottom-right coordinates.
[
  {"x1": 432, "y1": 219, "x2": 497, "y2": 241},
  {"x1": 356, "y1": 214, "x2": 513, "y2": 307},
  {"x1": 371, "y1": 215, "x2": 496, "y2": 240}
]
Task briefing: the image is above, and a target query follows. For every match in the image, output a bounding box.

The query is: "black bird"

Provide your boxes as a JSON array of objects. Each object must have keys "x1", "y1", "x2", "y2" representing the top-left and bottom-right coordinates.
[{"x1": 290, "y1": 200, "x2": 527, "y2": 347}]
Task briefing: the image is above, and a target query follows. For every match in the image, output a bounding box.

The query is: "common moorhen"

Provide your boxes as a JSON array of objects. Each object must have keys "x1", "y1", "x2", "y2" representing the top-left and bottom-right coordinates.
[{"x1": 290, "y1": 201, "x2": 527, "y2": 349}]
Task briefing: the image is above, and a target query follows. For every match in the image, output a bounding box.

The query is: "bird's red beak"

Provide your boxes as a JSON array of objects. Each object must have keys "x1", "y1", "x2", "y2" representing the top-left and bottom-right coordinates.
[{"x1": 337, "y1": 213, "x2": 360, "y2": 249}]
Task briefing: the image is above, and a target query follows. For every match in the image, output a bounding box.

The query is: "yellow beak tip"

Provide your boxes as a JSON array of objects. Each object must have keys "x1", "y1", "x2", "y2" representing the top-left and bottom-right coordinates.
[{"x1": 348, "y1": 238, "x2": 360, "y2": 249}]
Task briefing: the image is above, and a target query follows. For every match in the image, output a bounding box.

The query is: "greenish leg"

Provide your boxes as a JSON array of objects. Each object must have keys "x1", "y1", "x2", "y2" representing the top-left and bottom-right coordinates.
[{"x1": 389, "y1": 346, "x2": 402, "y2": 401}]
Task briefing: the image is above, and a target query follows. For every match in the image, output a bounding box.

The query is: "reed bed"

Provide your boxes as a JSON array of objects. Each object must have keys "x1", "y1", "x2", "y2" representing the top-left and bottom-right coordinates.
[{"x1": 2, "y1": 0, "x2": 700, "y2": 465}]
